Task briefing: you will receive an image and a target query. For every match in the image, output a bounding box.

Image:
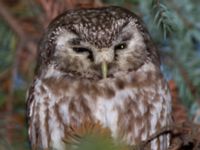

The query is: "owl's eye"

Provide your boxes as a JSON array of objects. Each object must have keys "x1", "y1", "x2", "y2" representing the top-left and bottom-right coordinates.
[
  {"x1": 114, "y1": 43, "x2": 127, "y2": 51},
  {"x1": 72, "y1": 47, "x2": 94, "y2": 61},
  {"x1": 73, "y1": 47, "x2": 90, "y2": 53}
]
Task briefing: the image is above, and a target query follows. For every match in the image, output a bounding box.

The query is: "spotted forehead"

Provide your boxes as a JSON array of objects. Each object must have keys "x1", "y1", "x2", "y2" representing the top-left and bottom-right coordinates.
[{"x1": 48, "y1": 6, "x2": 139, "y2": 48}]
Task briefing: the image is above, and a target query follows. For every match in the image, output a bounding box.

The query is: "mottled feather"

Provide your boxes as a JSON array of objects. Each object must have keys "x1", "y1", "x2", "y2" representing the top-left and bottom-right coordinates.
[{"x1": 27, "y1": 6, "x2": 172, "y2": 150}]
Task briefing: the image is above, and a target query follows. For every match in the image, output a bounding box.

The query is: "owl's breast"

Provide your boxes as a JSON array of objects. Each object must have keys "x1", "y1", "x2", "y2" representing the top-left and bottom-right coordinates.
[
  {"x1": 28, "y1": 70, "x2": 171, "y2": 150},
  {"x1": 88, "y1": 75, "x2": 172, "y2": 149}
]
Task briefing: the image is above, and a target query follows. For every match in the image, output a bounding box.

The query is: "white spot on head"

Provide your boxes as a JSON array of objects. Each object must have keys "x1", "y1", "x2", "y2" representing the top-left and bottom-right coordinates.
[{"x1": 56, "y1": 31, "x2": 76, "y2": 51}]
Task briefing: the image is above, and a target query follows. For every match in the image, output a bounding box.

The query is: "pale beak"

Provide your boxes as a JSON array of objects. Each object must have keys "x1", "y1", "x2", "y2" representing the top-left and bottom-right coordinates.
[{"x1": 101, "y1": 61, "x2": 108, "y2": 79}]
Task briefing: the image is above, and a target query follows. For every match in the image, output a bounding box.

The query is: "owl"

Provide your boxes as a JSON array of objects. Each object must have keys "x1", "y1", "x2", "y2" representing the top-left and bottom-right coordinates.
[{"x1": 26, "y1": 6, "x2": 172, "y2": 150}]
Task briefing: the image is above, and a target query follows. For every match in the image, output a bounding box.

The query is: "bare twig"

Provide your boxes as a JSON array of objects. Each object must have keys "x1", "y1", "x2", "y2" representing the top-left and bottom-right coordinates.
[
  {"x1": 0, "y1": 1, "x2": 37, "y2": 52},
  {"x1": 0, "y1": 1, "x2": 37, "y2": 113},
  {"x1": 0, "y1": 1, "x2": 25, "y2": 39},
  {"x1": 138, "y1": 125, "x2": 172, "y2": 149},
  {"x1": 38, "y1": 0, "x2": 65, "y2": 23},
  {"x1": 135, "y1": 122, "x2": 200, "y2": 150}
]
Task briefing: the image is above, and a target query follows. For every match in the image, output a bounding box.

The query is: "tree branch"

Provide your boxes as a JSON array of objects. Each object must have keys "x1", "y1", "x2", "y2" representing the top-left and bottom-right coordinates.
[
  {"x1": 0, "y1": 1, "x2": 25, "y2": 39},
  {"x1": 0, "y1": 1, "x2": 37, "y2": 113}
]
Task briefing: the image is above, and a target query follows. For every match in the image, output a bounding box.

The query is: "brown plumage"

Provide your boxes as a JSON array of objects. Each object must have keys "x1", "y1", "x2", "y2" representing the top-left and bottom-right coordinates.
[{"x1": 26, "y1": 6, "x2": 172, "y2": 150}]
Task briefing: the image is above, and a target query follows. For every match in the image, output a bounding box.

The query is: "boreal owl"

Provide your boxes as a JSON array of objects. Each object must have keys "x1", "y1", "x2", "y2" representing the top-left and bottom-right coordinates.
[{"x1": 26, "y1": 6, "x2": 172, "y2": 150}]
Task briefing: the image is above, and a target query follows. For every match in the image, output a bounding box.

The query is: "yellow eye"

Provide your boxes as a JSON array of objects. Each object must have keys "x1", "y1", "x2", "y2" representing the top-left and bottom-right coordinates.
[{"x1": 114, "y1": 43, "x2": 127, "y2": 51}]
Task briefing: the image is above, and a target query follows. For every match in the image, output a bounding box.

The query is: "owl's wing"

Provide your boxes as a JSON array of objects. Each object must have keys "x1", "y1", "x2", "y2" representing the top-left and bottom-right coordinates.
[
  {"x1": 26, "y1": 77, "x2": 69, "y2": 150},
  {"x1": 26, "y1": 78, "x2": 42, "y2": 149},
  {"x1": 26, "y1": 78, "x2": 50, "y2": 149}
]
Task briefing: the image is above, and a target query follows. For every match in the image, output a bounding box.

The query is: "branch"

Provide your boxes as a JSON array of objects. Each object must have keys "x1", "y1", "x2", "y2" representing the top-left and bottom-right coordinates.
[
  {"x1": 0, "y1": 1, "x2": 37, "y2": 112},
  {"x1": 138, "y1": 125, "x2": 172, "y2": 149},
  {"x1": 137, "y1": 122, "x2": 200, "y2": 150},
  {"x1": 0, "y1": 1, "x2": 25, "y2": 38},
  {"x1": 0, "y1": 1, "x2": 37, "y2": 51}
]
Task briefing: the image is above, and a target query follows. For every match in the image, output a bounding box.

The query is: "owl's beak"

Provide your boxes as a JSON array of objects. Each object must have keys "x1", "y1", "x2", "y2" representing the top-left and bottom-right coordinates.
[{"x1": 101, "y1": 61, "x2": 108, "y2": 79}]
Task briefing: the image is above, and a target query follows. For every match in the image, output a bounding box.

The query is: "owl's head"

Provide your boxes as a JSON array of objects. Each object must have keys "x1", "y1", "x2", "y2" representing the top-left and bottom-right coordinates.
[{"x1": 37, "y1": 6, "x2": 160, "y2": 80}]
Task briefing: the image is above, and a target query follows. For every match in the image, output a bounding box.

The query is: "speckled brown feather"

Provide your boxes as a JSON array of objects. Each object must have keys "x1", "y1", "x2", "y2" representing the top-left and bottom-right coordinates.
[
  {"x1": 36, "y1": 6, "x2": 159, "y2": 77},
  {"x1": 27, "y1": 6, "x2": 172, "y2": 150}
]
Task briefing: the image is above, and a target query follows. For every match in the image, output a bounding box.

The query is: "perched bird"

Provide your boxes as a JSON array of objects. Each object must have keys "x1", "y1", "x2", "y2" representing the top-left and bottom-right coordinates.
[{"x1": 26, "y1": 6, "x2": 172, "y2": 150}]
